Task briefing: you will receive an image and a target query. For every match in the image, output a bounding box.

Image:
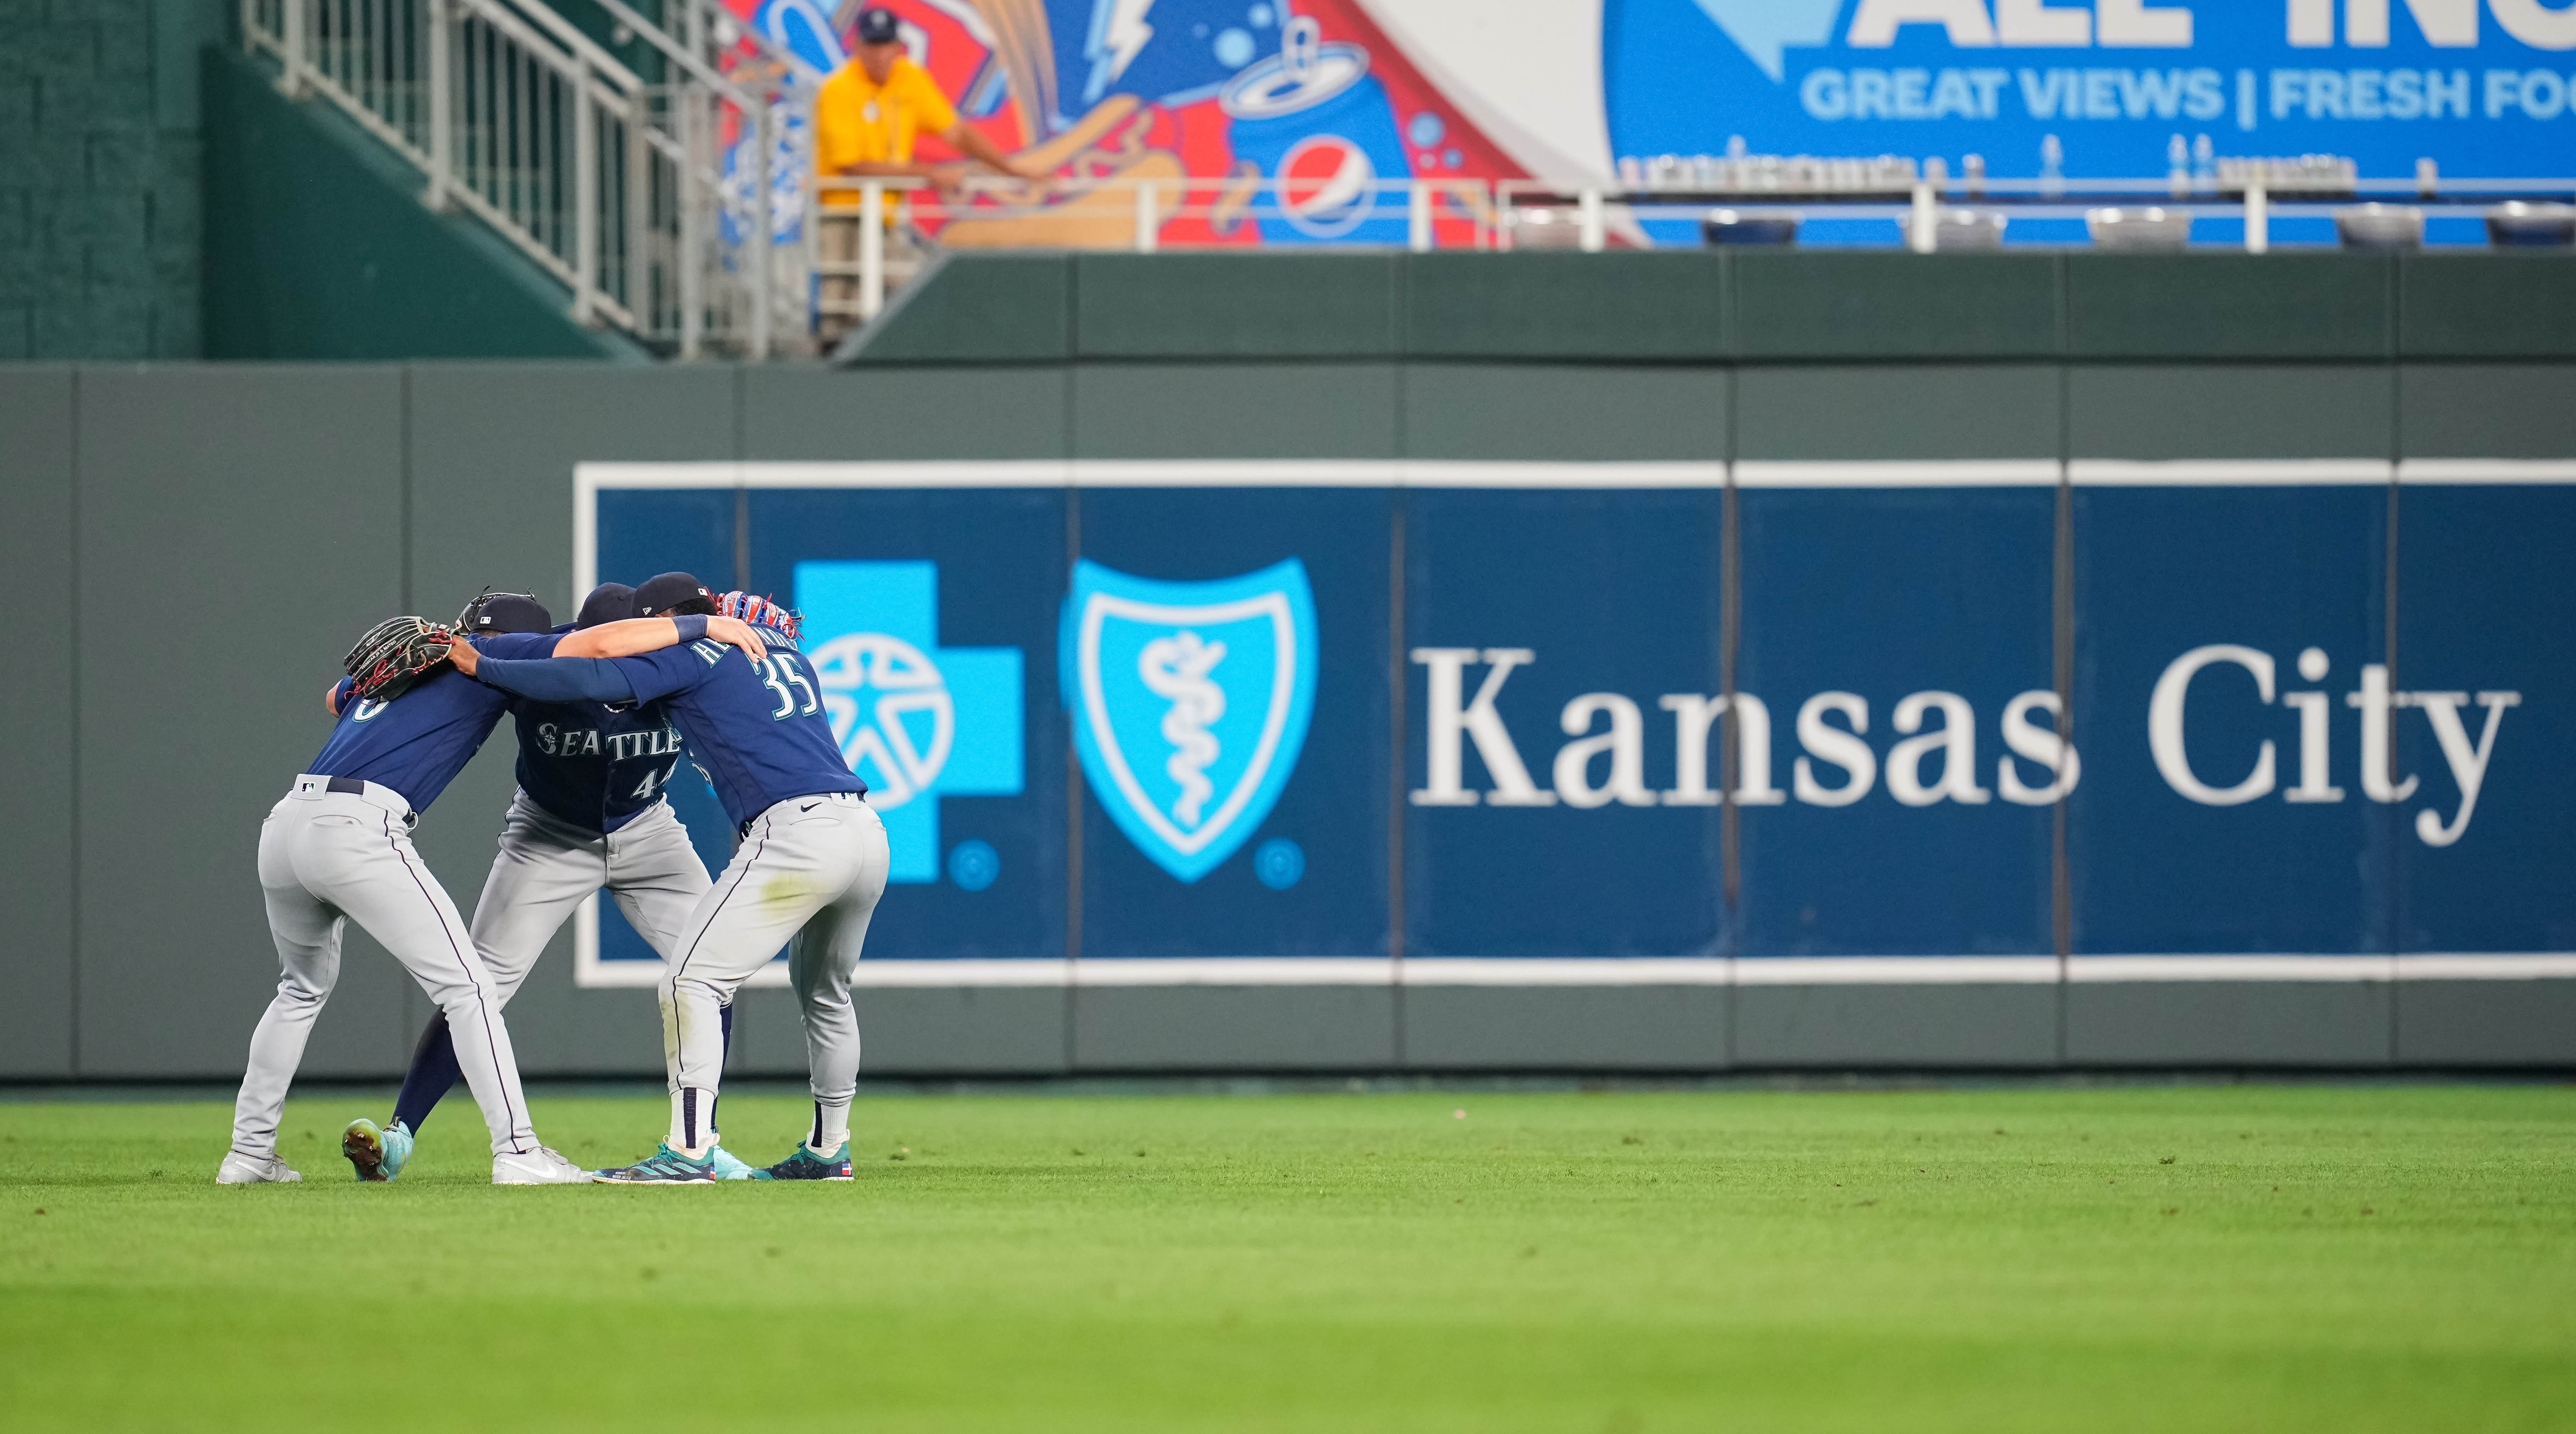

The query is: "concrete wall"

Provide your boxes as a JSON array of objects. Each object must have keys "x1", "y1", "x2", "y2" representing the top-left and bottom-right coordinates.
[
  {"x1": 2, "y1": 356, "x2": 2570, "y2": 1082},
  {"x1": 0, "y1": 0, "x2": 227, "y2": 358},
  {"x1": 199, "y1": 47, "x2": 641, "y2": 361},
  {"x1": 0, "y1": 8, "x2": 646, "y2": 363}
]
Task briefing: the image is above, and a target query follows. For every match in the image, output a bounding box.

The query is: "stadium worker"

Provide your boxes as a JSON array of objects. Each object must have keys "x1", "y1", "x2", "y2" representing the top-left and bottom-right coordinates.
[
  {"x1": 223, "y1": 593, "x2": 767, "y2": 1186},
  {"x1": 339, "y1": 583, "x2": 760, "y2": 1184},
  {"x1": 813, "y1": 5, "x2": 1047, "y2": 334},
  {"x1": 458, "y1": 577, "x2": 888, "y2": 1184}
]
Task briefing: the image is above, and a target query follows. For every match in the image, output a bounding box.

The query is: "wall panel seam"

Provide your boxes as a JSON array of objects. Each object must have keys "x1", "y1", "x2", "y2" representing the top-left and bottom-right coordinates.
[
  {"x1": 2055, "y1": 361, "x2": 2072, "y2": 1068},
  {"x1": 1720, "y1": 366, "x2": 1739, "y2": 1066},
  {"x1": 399, "y1": 367, "x2": 412, "y2": 611},
  {"x1": 67, "y1": 368, "x2": 83, "y2": 1077},
  {"x1": 1064, "y1": 483, "x2": 1083, "y2": 1069},
  {"x1": 2385, "y1": 357, "x2": 2403, "y2": 1066}
]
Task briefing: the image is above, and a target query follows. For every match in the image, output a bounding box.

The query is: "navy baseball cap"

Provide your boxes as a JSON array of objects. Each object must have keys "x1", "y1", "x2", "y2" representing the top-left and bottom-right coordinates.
[
  {"x1": 854, "y1": 6, "x2": 900, "y2": 44},
  {"x1": 465, "y1": 592, "x2": 552, "y2": 635},
  {"x1": 575, "y1": 582, "x2": 637, "y2": 630},
  {"x1": 634, "y1": 572, "x2": 716, "y2": 619}
]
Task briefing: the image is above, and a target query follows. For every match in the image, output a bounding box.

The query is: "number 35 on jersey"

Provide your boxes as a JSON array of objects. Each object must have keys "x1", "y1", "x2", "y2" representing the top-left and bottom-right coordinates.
[{"x1": 693, "y1": 638, "x2": 820, "y2": 721}]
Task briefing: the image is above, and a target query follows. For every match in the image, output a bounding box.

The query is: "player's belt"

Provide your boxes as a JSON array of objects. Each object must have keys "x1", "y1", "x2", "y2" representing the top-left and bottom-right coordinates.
[
  {"x1": 738, "y1": 790, "x2": 866, "y2": 837},
  {"x1": 291, "y1": 773, "x2": 417, "y2": 825}
]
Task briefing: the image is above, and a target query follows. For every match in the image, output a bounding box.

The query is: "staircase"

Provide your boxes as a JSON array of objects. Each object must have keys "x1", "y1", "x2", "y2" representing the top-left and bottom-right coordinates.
[{"x1": 239, "y1": 0, "x2": 825, "y2": 357}]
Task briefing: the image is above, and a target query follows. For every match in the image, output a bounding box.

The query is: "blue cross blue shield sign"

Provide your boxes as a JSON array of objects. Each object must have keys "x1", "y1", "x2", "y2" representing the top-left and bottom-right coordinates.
[{"x1": 1061, "y1": 557, "x2": 1318, "y2": 884}]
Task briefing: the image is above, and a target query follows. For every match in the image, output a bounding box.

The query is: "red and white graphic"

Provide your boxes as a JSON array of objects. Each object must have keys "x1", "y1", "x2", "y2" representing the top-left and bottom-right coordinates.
[
  {"x1": 1275, "y1": 134, "x2": 1376, "y2": 238},
  {"x1": 720, "y1": 0, "x2": 1547, "y2": 249}
]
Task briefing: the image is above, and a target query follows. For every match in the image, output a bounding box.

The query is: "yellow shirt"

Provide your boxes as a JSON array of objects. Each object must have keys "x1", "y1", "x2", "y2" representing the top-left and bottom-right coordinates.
[{"x1": 814, "y1": 57, "x2": 959, "y2": 205}]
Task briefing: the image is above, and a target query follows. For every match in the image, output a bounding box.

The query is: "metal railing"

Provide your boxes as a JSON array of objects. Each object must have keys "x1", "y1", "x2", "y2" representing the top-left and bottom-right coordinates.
[
  {"x1": 812, "y1": 168, "x2": 2576, "y2": 335},
  {"x1": 809, "y1": 175, "x2": 1504, "y2": 329},
  {"x1": 1493, "y1": 173, "x2": 2576, "y2": 255},
  {"x1": 244, "y1": 0, "x2": 819, "y2": 357}
]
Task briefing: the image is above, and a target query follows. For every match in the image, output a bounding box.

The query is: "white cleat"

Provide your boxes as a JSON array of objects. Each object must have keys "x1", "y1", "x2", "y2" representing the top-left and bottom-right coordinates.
[
  {"x1": 216, "y1": 1151, "x2": 303, "y2": 1184},
  {"x1": 492, "y1": 1146, "x2": 589, "y2": 1185}
]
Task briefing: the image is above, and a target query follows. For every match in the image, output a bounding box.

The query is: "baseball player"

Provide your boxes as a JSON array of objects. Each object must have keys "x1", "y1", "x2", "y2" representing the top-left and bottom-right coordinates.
[
  {"x1": 220, "y1": 593, "x2": 768, "y2": 1185},
  {"x1": 460, "y1": 574, "x2": 888, "y2": 1184},
  {"x1": 340, "y1": 583, "x2": 756, "y2": 1182}
]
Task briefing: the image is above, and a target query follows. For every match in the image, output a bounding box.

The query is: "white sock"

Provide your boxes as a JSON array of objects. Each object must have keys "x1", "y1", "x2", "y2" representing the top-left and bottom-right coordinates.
[
  {"x1": 669, "y1": 1086, "x2": 718, "y2": 1156},
  {"x1": 810, "y1": 1095, "x2": 852, "y2": 1154}
]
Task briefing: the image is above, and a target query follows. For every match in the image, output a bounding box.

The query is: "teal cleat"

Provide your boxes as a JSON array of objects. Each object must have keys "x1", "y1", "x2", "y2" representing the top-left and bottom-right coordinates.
[
  {"x1": 380, "y1": 1120, "x2": 414, "y2": 1180},
  {"x1": 708, "y1": 1146, "x2": 759, "y2": 1181},
  {"x1": 753, "y1": 1141, "x2": 853, "y2": 1182},
  {"x1": 590, "y1": 1144, "x2": 718, "y2": 1184},
  {"x1": 343, "y1": 1118, "x2": 416, "y2": 1182}
]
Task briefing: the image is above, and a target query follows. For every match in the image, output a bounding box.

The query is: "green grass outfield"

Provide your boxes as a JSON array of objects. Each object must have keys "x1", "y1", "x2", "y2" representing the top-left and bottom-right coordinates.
[{"x1": 2, "y1": 1084, "x2": 2572, "y2": 1432}]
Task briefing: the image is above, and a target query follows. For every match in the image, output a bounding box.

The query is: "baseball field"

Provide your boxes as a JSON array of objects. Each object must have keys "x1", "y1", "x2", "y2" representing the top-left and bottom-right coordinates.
[{"x1": 2, "y1": 1083, "x2": 2570, "y2": 1432}]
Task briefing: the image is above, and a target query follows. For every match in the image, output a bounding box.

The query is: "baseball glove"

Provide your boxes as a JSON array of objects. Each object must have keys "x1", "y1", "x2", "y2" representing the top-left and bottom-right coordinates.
[
  {"x1": 344, "y1": 616, "x2": 459, "y2": 702},
  {"x1": 717, "y1": 591, "x2": 804, "y2": 644}
]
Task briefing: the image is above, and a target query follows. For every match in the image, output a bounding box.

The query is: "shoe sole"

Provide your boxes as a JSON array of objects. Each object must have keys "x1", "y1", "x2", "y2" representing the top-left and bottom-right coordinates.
[
  {"x1": 587, "y1": 1175, "x2": 717, "y2": 1184},
  {"x1": 342, "y1": 1122, "x2": 389, "y2": 1182}
]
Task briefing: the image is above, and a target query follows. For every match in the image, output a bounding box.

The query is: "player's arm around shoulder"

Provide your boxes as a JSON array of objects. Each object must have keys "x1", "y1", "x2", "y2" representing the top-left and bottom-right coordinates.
[
  {"x1": 449, "y1": 616, "x2": 762, "y2": 692},
  {"x1": 554, "y1": 615, "x2": 767, "y2": 663},
  {"x1": 442, "y1": 629, "x2": 557, "y2": 678}
]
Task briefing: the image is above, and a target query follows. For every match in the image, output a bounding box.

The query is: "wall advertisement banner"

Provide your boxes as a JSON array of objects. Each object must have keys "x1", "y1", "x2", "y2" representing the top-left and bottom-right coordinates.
[
  {"x1": 723, "y1": 0, "x2": 2576, "y2": 256},
  {"x1": 1610, "y1": 0, "x2": 2576, "y2": 182},
  {"x1": 573, "y1": 460, "x2": 2576, "y2": 989}
]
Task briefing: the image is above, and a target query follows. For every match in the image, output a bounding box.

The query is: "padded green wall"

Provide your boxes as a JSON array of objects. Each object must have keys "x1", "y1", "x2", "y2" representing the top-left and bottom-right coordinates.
[
  {"x1": 2, "y1": 358, "x2": 2570, "y2": 1080},
  {"x1": 845, "y1": 250, "x2": 2576, "y2": 367}
]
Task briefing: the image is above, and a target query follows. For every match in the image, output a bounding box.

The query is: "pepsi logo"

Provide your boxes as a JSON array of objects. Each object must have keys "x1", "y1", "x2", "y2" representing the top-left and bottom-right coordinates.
[{"x1": 1276, "y1": 135, "x2": 1378, "y2": 238}]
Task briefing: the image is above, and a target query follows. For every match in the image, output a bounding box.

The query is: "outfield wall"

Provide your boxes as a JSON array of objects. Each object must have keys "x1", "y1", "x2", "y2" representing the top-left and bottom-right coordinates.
[{"x1": 4, "y1": 358, "x2": 2572, "y2": 1080}]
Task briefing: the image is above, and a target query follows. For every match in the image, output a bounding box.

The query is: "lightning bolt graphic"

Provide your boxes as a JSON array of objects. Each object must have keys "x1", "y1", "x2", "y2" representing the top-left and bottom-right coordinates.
[{"x1": 1085, "y1": 0, "x2": 1157, "y2": 103}]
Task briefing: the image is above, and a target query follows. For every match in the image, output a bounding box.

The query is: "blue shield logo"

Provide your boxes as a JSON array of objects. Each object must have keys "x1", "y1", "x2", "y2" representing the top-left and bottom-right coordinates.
[{"x1": 1061, "y1": 558, "x2": 1317, "y2": 884}]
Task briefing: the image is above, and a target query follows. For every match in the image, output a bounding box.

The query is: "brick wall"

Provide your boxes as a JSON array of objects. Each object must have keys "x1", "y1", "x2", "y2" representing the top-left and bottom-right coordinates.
[{"x1": 0, "y1": 0, "x2": 224, "y2": 359}]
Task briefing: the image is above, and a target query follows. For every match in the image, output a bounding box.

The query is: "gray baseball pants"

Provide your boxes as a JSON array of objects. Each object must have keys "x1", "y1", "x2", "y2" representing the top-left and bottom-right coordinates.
[
  {"x1": 659, "y1": 792, "x2": 888, "y2": 1149},
  {"x1": 469, "y1": 790, "x2": 712, "y2": 998},
  {"x1": 231, "y1": 777, "x2": 538, "y2": 1160}
]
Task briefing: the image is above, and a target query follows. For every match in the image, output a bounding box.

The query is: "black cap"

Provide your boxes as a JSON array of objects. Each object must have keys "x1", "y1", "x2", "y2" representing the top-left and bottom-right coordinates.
[
  {"x1": 575, "y1": 582, "x2": 637, "y2": 630},
  {"x1": 854, "y1": 5, "x2": 900, "y2": 44},
  {"x1": 466, "y1": 593, "x2": 552, "y2": 635},
  {"x1": 634, "y1": 572, "x2": 716, "y2": 619}
]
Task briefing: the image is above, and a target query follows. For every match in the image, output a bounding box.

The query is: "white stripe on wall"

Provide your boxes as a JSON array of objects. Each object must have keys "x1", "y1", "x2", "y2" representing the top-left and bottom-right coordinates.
[
  {"x1": 2398, "y1": 459, "x2": 2576, "y2": 484},
  {"x1": 1071, "y1": 460, "x2": 1403, "y2": 487},
  {"x1": 1403, "y1": 959, "x2": 1732, "y2": 985},
  {"x1": 1398, "y1": 461, "x2": 1728, "y2": 488},
  {"x1": 2068, "y1": 459, "x2": 2394, "y2": 486},
  {"x1": 577, "y1": 459, "x2": 2576, "y2": 496},
  {"x1": 574, "y1": 947, "x2": 2576, "y2": 989},
  {"x1": 578, "y1": 459, "x2": 2576, "y2": 500},
  {"x1": 1733, "y1": 460, "x2": 2061, "y2": 488},
  {"x1": 1735, "y1": 957, "x2": 2060, "y2": 985},
  {"x1": 2068, "y1": 955, "x2": 2395, "y2": 983},
  {"x1": 2395, "y1": 954, "x2": 2576, "y2": 980}
]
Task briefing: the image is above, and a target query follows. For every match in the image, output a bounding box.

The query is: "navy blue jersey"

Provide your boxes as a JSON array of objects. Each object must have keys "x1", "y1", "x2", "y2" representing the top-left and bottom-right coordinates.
[
  {"x1": 507, "y1": 698, "x2": 687, "y2": 834},
  {"x1": 307, "y1": 633, "x2": 558, "y2": 812},
  {"x1": 612, "y1": 628, "x2": 864, "y2": 828}
]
